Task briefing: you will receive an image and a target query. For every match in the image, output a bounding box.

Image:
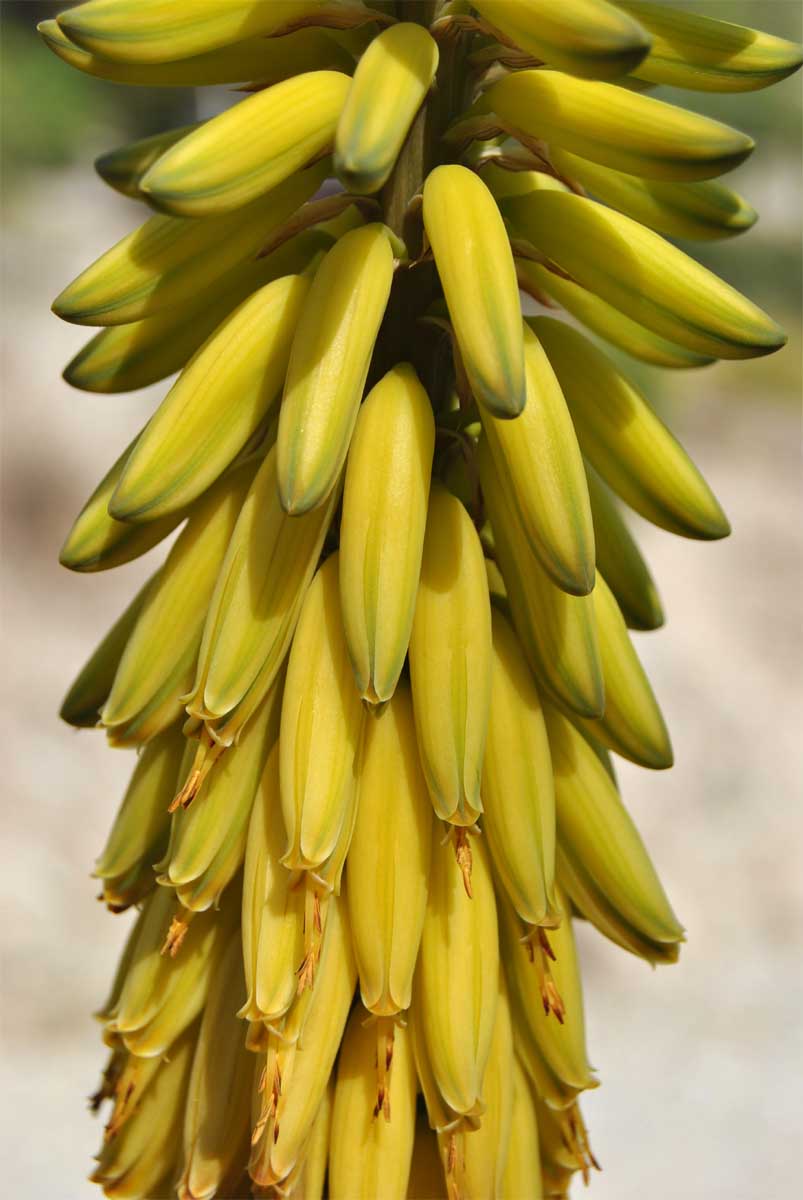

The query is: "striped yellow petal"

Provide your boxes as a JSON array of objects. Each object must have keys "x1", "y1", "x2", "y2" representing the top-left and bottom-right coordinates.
[
  {"x1": 473, "y1": 0, "x2": 651, "y2": 80},
  {"x1": 441, "y1": 973, "x2": 515, "y2": 1200},
  {"x1": 94, "y1": 724, "x2": 185, "y2": 911},
  {"x1": 414, "y1": 830, "x2": 499, "y2": 1122},
  {"x1": 482, "y1": 609, "x2": 559, "y2": 930},
  {"x1": 249, "y1": 888, "x2": 356, "y2": 1189},
  {"x1": 278, "y1": 223, "x2": 394, "y2": 514},
  {"x1": 239, "y1": 737, "x2": 306, "y2": 1027},
  {"x1": 501, "y1": 888, "x2": 598, "y2": 1107},
  {"x1": 501, "y1": 1057, "x2": 544, "y2": 1200},
  {"x1": 51, "y1": 162, "x2": 326, "y2": 326},
  {"x1": 280, "y1": 554, "x2": 365, "y2": 872},
  {"x1": 347, "y1": 683, "x2": 432, "y2": 1016},
  {"x1": 59, "y1": 578, "x2": 149, "y2": 728},
  {"x1": 57, "y1": 0, "x2": 328, "y2": 64},
  {"x1": 533, "y1": 316, "x2": 730, "y2": 540},
  {"x1": 482, "y1": 321, "x2": 595, "y2": 595},
  {"x1": 504, "y1": 191, "x2": 786, "y2": 359},
  {"x1": 39, "y1": 18, "x2": 352, "y2": 87},
  {"x1": 584, "y1": 572, "x2": 673, "y2": 770},
  {"x1": 63, "y1": 230, "x2": 330, "y2": 395},
  {"x1": 423, "y1": 164, "x2": 525, "y2": 418},
  {"x1": 178, "y1": 938, "x2": 252, "y2": 1200},
  {"x1": 160, "y1": 684, "x2": 280, "y2": 912},
  {"x1": 91, "y1": 1024, "x2": 195, "y2": 1199},
  {"x1": 408, "y1": 486, "x2": 492, "y2": 826},
  {"x1": 109, "y1": 884, "x2": 237, "y2": 1057},
  {"x1": 546, "y1": 705, "x2": 684, "y2": 962},
  {"x1": 486, "y1": 69, "x2": 754, "y2": 181},
  {"x1": 551, "y1": 146, "x2": 757, "y2": 241},
  {"x1": 619, "y1": 1, "x2": 803, "y2": 92},
  {"x1": 477, "y1": 438, "x2": 604, "y2": 720},
  {"x1": 280, "y1": 1082, "x2": 333, "y2": 1200},
  {"x1": 585, "y1": 462, "x2": 664, "y2": 633},
  {"x1": 95, "y1": 123, "x2": 199, "y2": 198},
  {"x1": 186, "y1": 444, "x2": 338, "y2": 730},
  {"x1": 59, "y1": 432, "x2": 185, "y2": 573},
  {"x1": 101, "y1": 461, "x2": 256, "y2": 748},
  {"x1": 335, "y1": 22, "x2": 438, "y2": 194},
  {"x1": 140, "y1": 72, "x2": 350, "y2": 217},
  {"x1": 339, "y1": 363, "x2": 434, "y2": 704},
  {"x1": 516, "y1": 259, "x2": 714, "y2": 370},
  {"x1": 111, "y1": 274, "x2": 310, "y2": 522}
]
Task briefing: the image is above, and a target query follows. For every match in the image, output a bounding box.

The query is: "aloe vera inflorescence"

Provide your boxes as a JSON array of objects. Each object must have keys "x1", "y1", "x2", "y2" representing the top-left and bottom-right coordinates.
[{"x1": 45, "y1": 1, "x2": 801, "y2": 1196}]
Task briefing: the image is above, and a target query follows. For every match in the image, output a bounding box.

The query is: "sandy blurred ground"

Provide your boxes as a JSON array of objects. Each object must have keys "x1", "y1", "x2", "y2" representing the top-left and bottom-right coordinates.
[{"x1": 2, "y1": 101, "x2": 802, "y2": 1200}]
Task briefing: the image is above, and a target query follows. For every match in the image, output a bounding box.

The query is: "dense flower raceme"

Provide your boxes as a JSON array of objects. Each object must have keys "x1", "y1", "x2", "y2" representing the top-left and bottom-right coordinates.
[{"x1": 46, "y1": 1, "x2": 801, "y2": 1197}]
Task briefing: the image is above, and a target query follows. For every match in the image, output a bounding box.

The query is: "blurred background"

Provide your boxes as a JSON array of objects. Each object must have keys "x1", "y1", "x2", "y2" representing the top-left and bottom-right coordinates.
[{"x1": 1, "y1": 2, "x2": 801, "y2": 1197}]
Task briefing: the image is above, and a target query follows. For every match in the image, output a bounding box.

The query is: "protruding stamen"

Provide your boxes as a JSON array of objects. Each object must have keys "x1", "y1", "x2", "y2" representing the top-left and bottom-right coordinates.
[
  {"x1": 88, "y1": 1052, "x2": 122, "y2": 1113},
  {"x1": 161, "y1": 910, "x2": 192, "y2": 957},
  {"x1": 169, "y1": 733, "x2": 221, "y2": 812},
  {"x1": 373, "y1": 1017, "x2": 395, "y2": 1121},
  {"x1": 566, "y1": 1103, "x2": 601, "y2": 1183},
  {"x1": 452, "y1": 827, "x2": 473, "y2": 898},
  {"x1": 297, "y1": 882, "x2": 324, "y2": 994},
  {"x1": 524, "y1": 927, "x2": 566, "y2": 1022}
]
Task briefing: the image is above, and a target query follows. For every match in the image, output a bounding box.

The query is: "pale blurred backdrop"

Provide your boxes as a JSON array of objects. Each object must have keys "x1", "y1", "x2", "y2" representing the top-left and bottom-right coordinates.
[{"x1": 1, "y1": 2, "x2": 801, "y2": 1197}]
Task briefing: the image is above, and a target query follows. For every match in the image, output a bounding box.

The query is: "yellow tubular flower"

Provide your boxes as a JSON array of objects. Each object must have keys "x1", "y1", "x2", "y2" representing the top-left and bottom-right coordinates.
[
  {"x1": 533, "y1": 316, "x2": 731, "y2": 541},
  {"x1": 482, "y1": 321, "x2": 595, "y2": 595},
  {"x1": 473, "y1": 0, "x2": 652, "y2": 79},
  {"x1": 185, "y1": 445, "x2": 338, "y2": 737},
  {"x1": 101, "y1": 460, "x2": 257, "y2": 748},
  {"x1": 501, "y1": 888, "x2": 598, "y2": 1109},
  {"x1": 51, "y1": 163, "x2": 328, "y2": 325},
  {"x1": 111, "y1": 273, "x2": 311, "y2": 521},
  {"x1": 486, "y1": 69, "x2": 755, "y2": 181},
  {"x1": 239, "y1": 738, "x2": 306, "y2": 1028},
  {"x1": 516, "y1": 259, "x2": 715, "y2": 371},
  {"x1": 335, "y1": 22, "x2": 439, "y2": 194},
  {"x1": 57, "y1": 1, "x2": 330, "y2": 64},
  {"x1": 277, "y1": 223, "x2": 395, "y2": 514},
  {"x1": 442, "y1": 973, "x2": 515, "y2": 1200},
  {"x1": 501, "y1": 1057, "x2": 544, "y2": 1200},
  {"x1": 585, "y1": 462, "x2": 665, "y2": 633},
  {"x1": 279, "y1": 554, "x2": 365, "y2": 873},
  {"x1": 547, "y1": 705, "x2": 684, "y2": 963},
  {"x1": 408, "y1": 486, "x2": 492, "y2": 826},
  {"x1": 63, "y1": 232, "x2": 331, "y2": 395},
  {"x1": 59, "y1": 579, "x2": 149, "y2": 728},
  {"x1": 158, "y1": 681, "x2": 281, "y2": 913},
  {"x1": 423, "y1": 164, "x2": 525, "y2": 418},
  {"x1": 94, "y1": 724, "x2": 185, "y2": 911},
  {"x1": 40, "y1": 18, "x2": 352, "y2": 88},
  {"x1": 478, "y1": 437, "x2": 604, "y2": 721},
  {"x1": 177, "y1": 938, "x2": 252, "y2": 1200},
  {"x1": 339, "y1": 363, "x2": 435, "y2": 705},
  {"x1": 619, "y1": 1, "x2": 803, "y2": 92},
  {"x1": 140, "y1": 72, "x2": 351, "y2": 217},
  {"x1": 482, "y1": 609, "x2": 559, "y2": 930},
  {"x1": 504, "y1": 191, "x2": 786, "y2": 359},
  {"x1": 328, "y1": 1009, "x2": 418, "y2": 1199},
  {"x1": 248, "y1": 889, "x2": 356, "y2": 1190},
  {"x1": 59, "y1": 431, "x2": 186, "y2": 573},
  {"x1": 413, "y1": 830, "x2": 499, "y2": 1125},
  {"x1": 550, "y1": 146, "x2": 757, "y2": 241},
  {"x1": 347, "y1": 683, "x2": 432, "y2": 1017}
]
